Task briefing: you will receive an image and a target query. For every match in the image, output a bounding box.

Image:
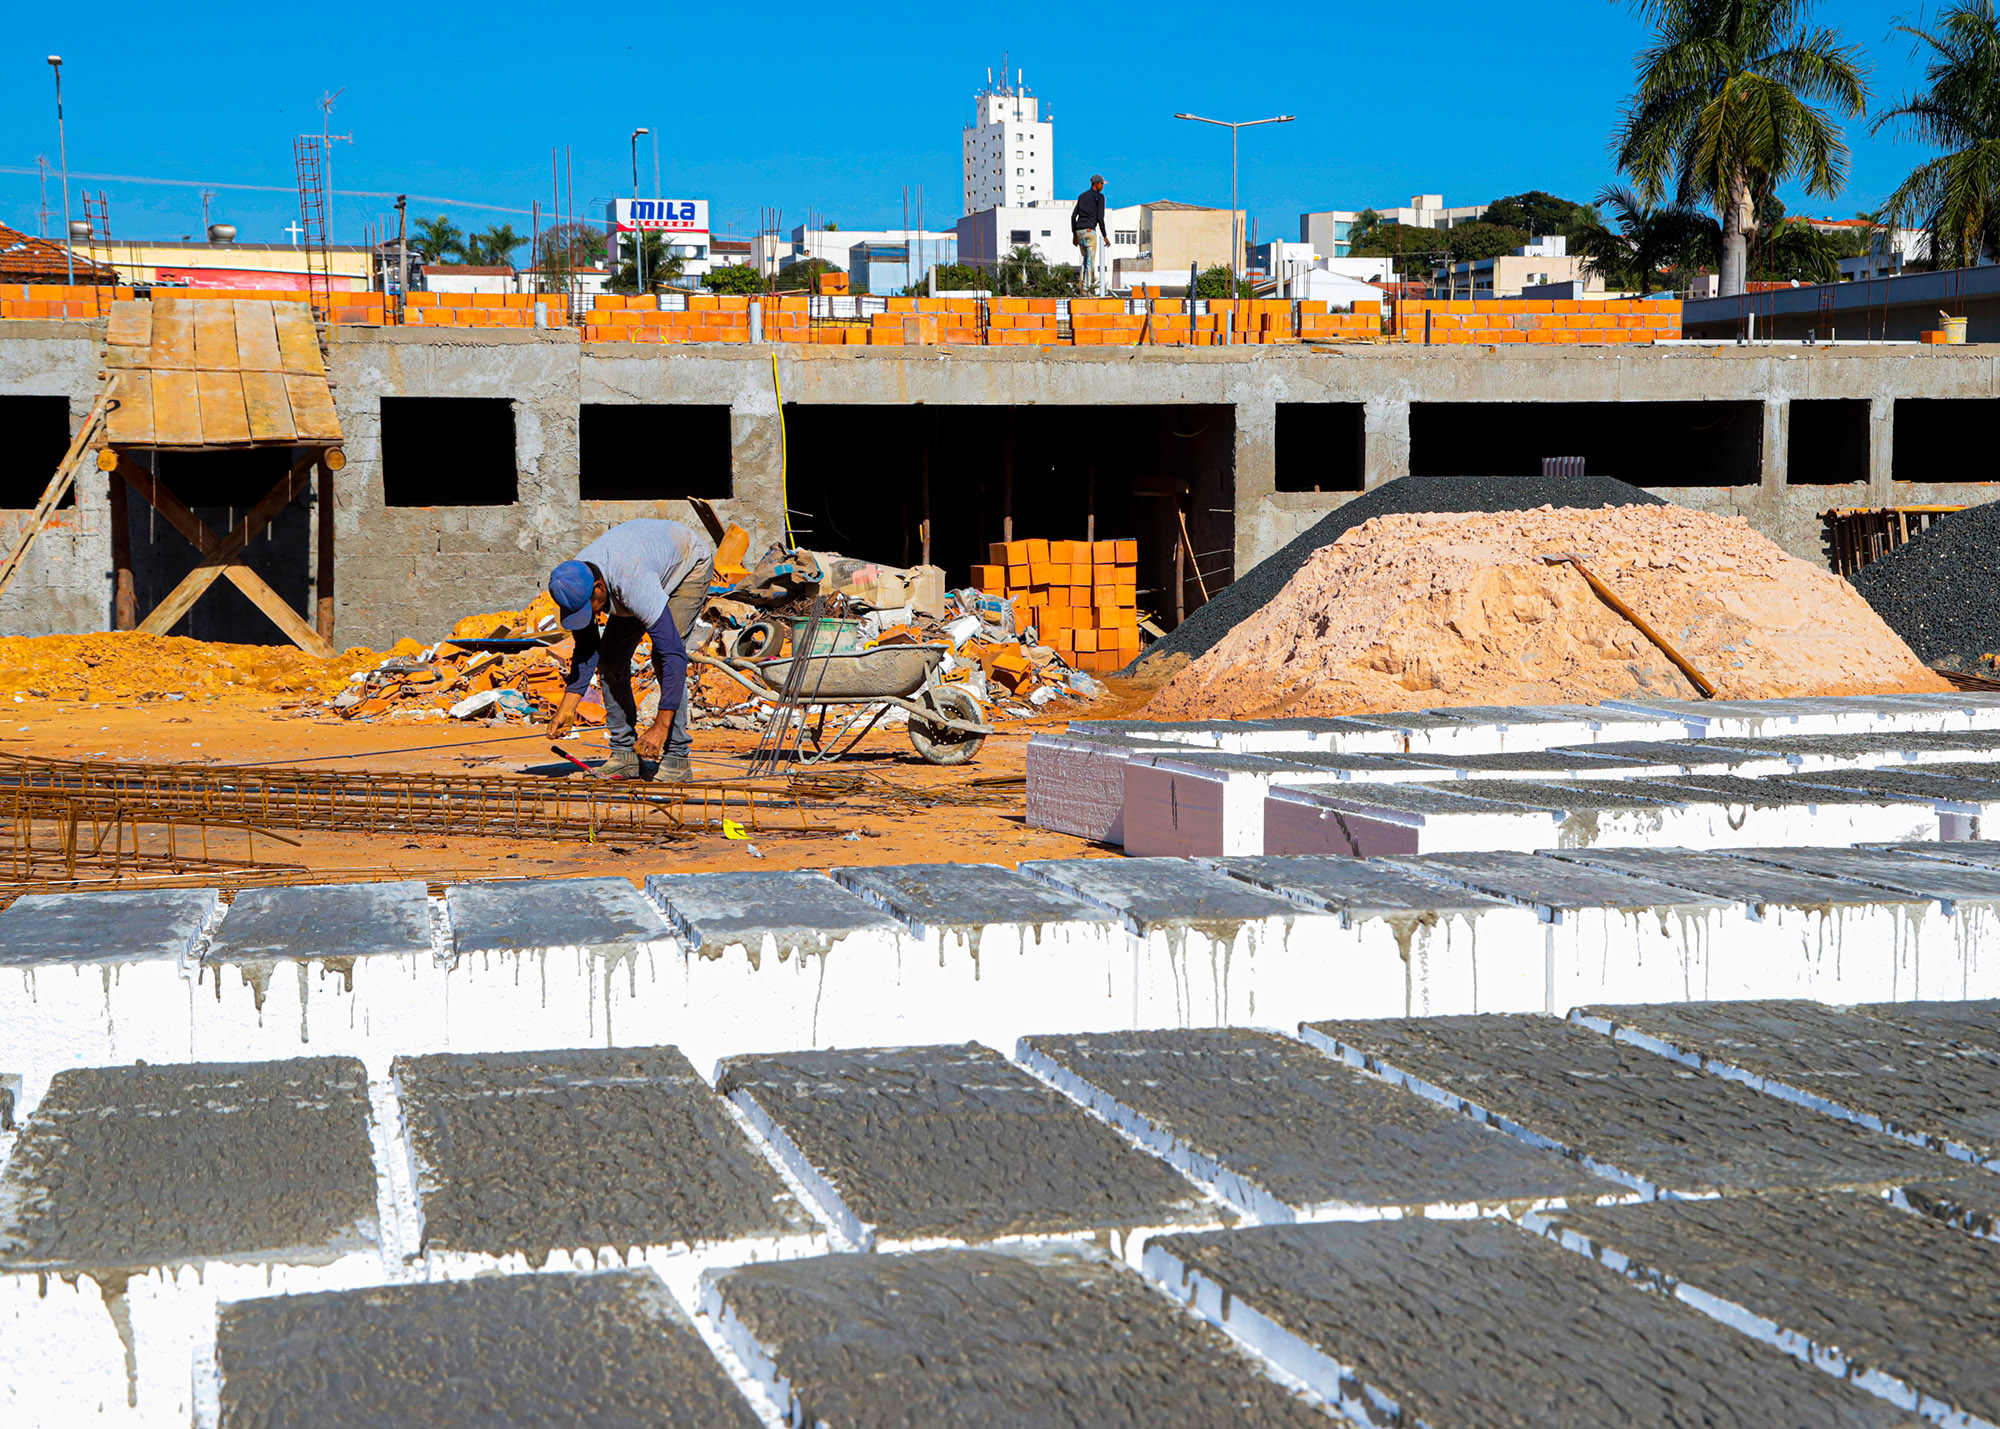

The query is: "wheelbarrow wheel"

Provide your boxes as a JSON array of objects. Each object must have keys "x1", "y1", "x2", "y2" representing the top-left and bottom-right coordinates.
[
  {"x1": 908, "y1": 686, "x2": 985, "y2": 766},
  {"x1": 730, "y1": 618, "x2": 783, "y2": 661}
]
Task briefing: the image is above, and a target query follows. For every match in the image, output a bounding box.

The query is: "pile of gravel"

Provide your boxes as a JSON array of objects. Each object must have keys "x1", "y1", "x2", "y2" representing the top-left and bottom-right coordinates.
[
  {"x1": 1129, "y1": 475, "x2": 1668, "y2": 674},
  {"x1": 1849, "y1": 501, "x2": 2000, "y2": 671}
]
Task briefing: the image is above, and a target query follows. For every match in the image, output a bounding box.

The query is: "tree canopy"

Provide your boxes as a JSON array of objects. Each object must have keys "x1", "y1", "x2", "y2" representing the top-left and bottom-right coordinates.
[
  {"x1": 1613, "y1": 0, "x2": 1869, "y2": 296},
  {"x1": 1872, "y1": 0, "x2": 2000, "y2": 269},
  {"x1": 410, "y1": 215, "x2": 463, "y2": 263},
  {"x1": 1482, "y1": 191, "x2": 1601, "y2": 237},
  {"x1": 705, "y1": 263, "x2": 766, "y2": 294},
  {"x1": 774, "y1": 258, "x2": 840, "y2": 291}
]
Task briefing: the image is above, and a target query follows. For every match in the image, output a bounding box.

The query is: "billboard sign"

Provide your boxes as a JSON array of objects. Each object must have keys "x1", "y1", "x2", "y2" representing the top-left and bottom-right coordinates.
[{"x1": 611, "y1": 198, "x2": 709, "y2": 234}]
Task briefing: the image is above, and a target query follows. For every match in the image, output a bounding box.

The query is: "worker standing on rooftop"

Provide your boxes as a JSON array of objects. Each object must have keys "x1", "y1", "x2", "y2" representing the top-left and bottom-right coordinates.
[
  {"x1": 1071, "y1": 174, "x2": 1107, "y2": 296},
  {"x1": 547, "y1": 517, "x2": 715, "y2": 782}
]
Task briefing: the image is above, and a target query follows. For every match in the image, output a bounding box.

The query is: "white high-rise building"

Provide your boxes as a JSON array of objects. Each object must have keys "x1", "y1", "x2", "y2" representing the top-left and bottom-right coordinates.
[{"x1": 962, "y1": 67, "x2": 1054, "y2": 216}]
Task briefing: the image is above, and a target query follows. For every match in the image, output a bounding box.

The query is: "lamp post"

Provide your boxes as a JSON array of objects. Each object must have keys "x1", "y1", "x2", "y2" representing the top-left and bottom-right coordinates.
[
  {"x1": 48, "y1": 56, "x2": 72, "y2": 286},
  {"x1": 1171, "y1": 112, "x2": 1293, "y2": 296},
  {"x1": 630, "y1": 127, "x2": 650, "y2": 292}
]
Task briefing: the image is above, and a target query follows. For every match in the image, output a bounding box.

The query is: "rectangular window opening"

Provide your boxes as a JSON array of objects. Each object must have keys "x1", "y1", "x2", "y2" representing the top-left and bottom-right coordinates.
[
  {"x1": 579, "y1": 404, "x2": 733, "y2": 501},
  {"x1": 1893, "y1": 398, "x2": 2000, "y2": 483},
  {"x1": 0, "y1": 396, "x2": 75, "y2": 508},
  {"x1": 380, "y1": 397, "x2": 518, "y2": 506},
  {"x1": 1275, "y1": 403, "x2": 1366, "y2": 493},
  {"x1": 1788, "y1": 399, "x2": 1870, "y2": 485},
  {"x1": 1409, "y1": 400, "x2": 1763, "y2": 487}
]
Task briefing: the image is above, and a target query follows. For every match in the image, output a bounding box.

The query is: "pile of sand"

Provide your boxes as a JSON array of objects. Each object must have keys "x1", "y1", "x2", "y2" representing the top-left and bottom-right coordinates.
[
  {"x1": 0, "y1": 633, "x2": 379, "y2": 701},
  {"x1": 1144, "y1": 505, "x2": 1949, "y2": 720}
]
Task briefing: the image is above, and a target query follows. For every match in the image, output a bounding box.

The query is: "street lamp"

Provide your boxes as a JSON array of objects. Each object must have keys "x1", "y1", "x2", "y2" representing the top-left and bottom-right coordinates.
[
  {"x1": 1172, "y1": 112, "x2": 1294, "y2": 299},
  {"x1": 48, "y1": 56, "x2": 72, "y2": 286},
  {"x1": 630, "y1": 127, "x2": 650, "y2": 292}
]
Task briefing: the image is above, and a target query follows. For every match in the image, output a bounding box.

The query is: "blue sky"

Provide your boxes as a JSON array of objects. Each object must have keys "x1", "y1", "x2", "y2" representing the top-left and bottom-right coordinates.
[{"x1": 0, "y1": 2, "x2": 1953, "y2": 253}]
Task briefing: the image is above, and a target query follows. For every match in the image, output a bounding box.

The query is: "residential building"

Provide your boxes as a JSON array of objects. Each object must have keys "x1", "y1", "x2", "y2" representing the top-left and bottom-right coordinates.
[
  {"x1": 1430, "y1": 235, "x2": 1603, "y2": 299},
  {"x1": 954, "y1": 203, "x2": 1137, "y2": 272},
  {"x1": 962, "y1": 70, "x2": 1054, "y2": 214},
  {"x1": 849, "y1": 237, "x2": 960, "y2": 294},
  {"x1": 1299, "y1": 194, "x2": 1490, "y2": 258},
  {"x1": 608, "y1": 198, "x2": 714, "y2": 279},
  {"x1": 1138, "y1": 201, "x2": 1245, "y2": 275},
  {"x1": 0, "y1": 223, "x2": 117, "y2": 284},
  {"x1": 44, "y1": 235, "x2": 373, "y2": 291},
  {"x1": 421, "y1": 264, "x2": 515, "y2": 296},
  {"x1": 765, "y1": 225, "x2": 958, "y2": 277}
]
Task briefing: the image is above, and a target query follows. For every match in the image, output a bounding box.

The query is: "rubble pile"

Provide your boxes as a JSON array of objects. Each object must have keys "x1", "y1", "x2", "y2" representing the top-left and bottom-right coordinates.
[{"x1": 0, "y1": 633, "x2": 374, "y2": 702}]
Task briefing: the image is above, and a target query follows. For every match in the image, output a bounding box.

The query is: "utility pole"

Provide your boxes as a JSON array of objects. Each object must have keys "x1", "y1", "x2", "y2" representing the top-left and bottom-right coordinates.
[
  {"x1": 1172, "y1": 111, "x2": 1294, "y2": 302},
  {"x1": 630, "y1": 127, "x2": 650, "y2": 292},
  {"x1": 320, "y1": 89, "x2": 352, "y2": 244},
  {"x1": 35, "y1": 156, "x2": 51, "y2": 238},
  {"x1": 395, "y1": 195, "x2": 408, "y2": 321},
  {"x1": 48, "y1": 57, "x2": 73, "y2": 285}
]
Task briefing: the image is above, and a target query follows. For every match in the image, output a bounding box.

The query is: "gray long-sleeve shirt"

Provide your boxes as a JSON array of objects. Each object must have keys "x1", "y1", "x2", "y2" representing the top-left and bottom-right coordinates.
[{"x1": 564, "y1": 519, "x2": 714, "y2": 702}]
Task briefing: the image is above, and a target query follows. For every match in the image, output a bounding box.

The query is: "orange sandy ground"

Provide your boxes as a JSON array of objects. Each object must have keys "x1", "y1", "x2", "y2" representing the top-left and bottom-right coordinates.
[{"x1": 0, "y1": 679, "x2": 1160, "y2": 884}]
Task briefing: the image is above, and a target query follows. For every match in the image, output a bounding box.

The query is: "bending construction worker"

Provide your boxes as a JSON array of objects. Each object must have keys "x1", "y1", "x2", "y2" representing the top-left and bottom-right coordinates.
[
  {"x1": 1071, "y1": 174, "x2": 1107, "y2": 296},
  {"x1": 547, "y1": 517, "x2": 715, "y2": 781}
]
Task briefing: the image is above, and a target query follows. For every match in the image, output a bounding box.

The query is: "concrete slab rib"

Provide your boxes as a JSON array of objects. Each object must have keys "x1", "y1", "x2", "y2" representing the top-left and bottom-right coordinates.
[
  {"x1": 1301, "y1": 1013, "x2": 1948, "y2": 1196},
  {"x1": 1120, "y1": 749, "x2": 1361, "y2": 858},
  {"x1": 1018, "y1": 1028, "x2": 1616, "y2": 1222},
  {"x1": 1144, "y1": 1218, "x2": 1918, "y2": 1429},
  {"x1": 1724, "y1": 848, "x2": 2000, "y2": 997},
  {"x1": 394, "y1": 1046, "x2": 819, "y2": 1272},
  {"x1": 1262, "y1": 782, "x2": 1558, "y2": 859},
  {"x1": 714, "y1": 1042, "x2": 1222, "y2": 1250},
  {"x1": 0, "y1": 1059, "x2": 382, "y2": 1427},
  {"x1": 642, "y1": 869, "x2": 908, "y2": 1069},
  {"x1": 1020, "y1": 857, "x2": 1340, "y2": 1028},
  {"x1": 195, "y1": 881, "x2": 447, "y2": 1072},
  {"x1": 440, "y1": 877, "x2": 677, "y2": 1058},
  {"x1": 216, "y1": 1268, "x2": 761, "y2": 1429},
  {"x1": 702, "y1": 1243, "x2": 1329, "y2": 1428},
  {"x1": 1207, "y1": 854, "x2": 1548, "y2": 1016},
  {"x1": 1547, "y1": 738, "x2": 1799, "y2": 776},
  {"x1": 0, "y1": 889, "x2": 217, "y2": 1118},
  {"x1": 1600, "y1": 774, "x2": 1942, "y2": 847},
  {"x1": 1545, "y1": 1193, "x2": 2000, "y2": 1427},
  {"x1": 1547, "y1": 848, "x2": 1948, "y2": 1002},
  {"x1": 1574, "y1": 998, "x2": 2000, "y2": 1165},
  {"x1": 1389, "y1": 851, "x2": 1735, "y2": 1008},
  {"x1": 831, "y1": 864, "x2": 1130, "y2": 1051}
]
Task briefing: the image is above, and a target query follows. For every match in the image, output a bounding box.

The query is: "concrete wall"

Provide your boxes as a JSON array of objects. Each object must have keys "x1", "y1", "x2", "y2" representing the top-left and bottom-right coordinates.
[{"x1": 2, "y1": 321, "x2": 1997, "y2": 648}]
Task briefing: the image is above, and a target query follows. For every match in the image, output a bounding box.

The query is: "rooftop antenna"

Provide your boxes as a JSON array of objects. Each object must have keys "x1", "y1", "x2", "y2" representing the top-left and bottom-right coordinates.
[
  {"x1": 35, "y1": 155, "x2": 51, "y2": 238},
  {"x1": 319, "y1": 87, "x2": 353, "y2": 243}
]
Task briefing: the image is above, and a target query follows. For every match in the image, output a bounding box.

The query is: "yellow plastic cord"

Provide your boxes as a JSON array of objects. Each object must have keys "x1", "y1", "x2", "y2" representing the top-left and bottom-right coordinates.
[{"x1": 771, "y1": 350, "x2": 794, "y2": 548}]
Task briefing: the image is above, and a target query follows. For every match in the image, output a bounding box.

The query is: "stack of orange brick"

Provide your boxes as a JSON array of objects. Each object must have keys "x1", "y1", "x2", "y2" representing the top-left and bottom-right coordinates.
[
  {"x1": 1394, "y1": 298, "x2": 1681, "y2": 344},
  {"x1": 972, "y1": 538, "x2": 1141, "y2": 672},
  {"x1": 0, "y1": 284, "x2": 135, "y2": 319},
  {"x1": 403, "y1": 292, "x2": 571, "y2": 328}
]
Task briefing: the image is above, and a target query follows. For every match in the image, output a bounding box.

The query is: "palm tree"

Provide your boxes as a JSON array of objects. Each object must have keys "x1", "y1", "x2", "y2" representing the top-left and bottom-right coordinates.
[
  {"x1": 462, "y1": 224, "x2": 526, "y2": 267},
  {"x1": 410, "y1": 215, "x2": 464, "y2": 264},
  {"x1": 1872, "y1": 0, "x2": 2000, "y2": 270},
  {"x1": 1573, "y1": 184, "x2": 1720, "y2": 293},
  {"x1": 1613, "y1": 0, "x2": 1869, "y2": 297}
]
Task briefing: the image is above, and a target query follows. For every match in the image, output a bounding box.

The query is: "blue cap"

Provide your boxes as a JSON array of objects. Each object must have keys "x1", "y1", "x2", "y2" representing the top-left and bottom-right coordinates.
[{"x1": 548, "y1": 561, "x2": 597, "y2": 630}]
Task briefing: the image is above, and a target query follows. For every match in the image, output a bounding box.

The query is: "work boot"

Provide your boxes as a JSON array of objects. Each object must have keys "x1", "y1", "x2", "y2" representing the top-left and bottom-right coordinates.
[
  {"x1": 599, "y1": 749, "x2": 646, "y2": 781},
  {"x1": 654, "y1": 753, "x2": 692, "y2": 783}
]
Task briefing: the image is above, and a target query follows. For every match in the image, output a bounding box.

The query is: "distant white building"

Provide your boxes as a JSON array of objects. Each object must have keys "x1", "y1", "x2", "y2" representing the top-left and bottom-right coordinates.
[
  {"x1": 1299, "y1": 193, "x2": 1490, "y2": 257},
  {"x1": 607, "y1": 198, "x2": 715, "y2": 278},
  {"x1": 956, "y1": 202, "x2": 1139, "y2": 277},
  {"x1": 764, "y1": 225, "x2": 959, "y2": 277},
  {"x1": 963, "y1": 70, "x2": 1054, "y2": 214}
]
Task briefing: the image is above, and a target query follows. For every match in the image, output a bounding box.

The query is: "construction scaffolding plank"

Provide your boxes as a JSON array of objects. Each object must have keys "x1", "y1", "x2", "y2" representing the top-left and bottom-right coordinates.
[
  {"x1": 272, "y1": 302, "x2": 326, "y2": 376},
  {"x1": 102, "y1": 296, "x2": 338, "y2": 450},
  {"x1": 233, "y1": 298, "x2": 283, "y2": 371}
]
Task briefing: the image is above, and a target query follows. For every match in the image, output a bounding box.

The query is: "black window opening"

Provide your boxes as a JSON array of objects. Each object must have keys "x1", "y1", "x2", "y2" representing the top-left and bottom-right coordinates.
[
  {"x1": 1788, "y1": 400, "x2": 1870, "y2": 486},
  {"x1": 1409, "y1": 400, "x2": 1764, "y2": 487},
  {"x1": 380, "y1": 396, "x2": 518, "y2": 506},
  {"x1": 0, "y1": 396, "x2": 74, "y2": 508},
  {"x1": 579, "y1": 404, "x2": 733, "y2": 501},
  {"x1": 1893, "y1": 399, "x2": 2000, "y2": 483},
  {"x1": 1275, "y1": 403, "x2": 1365, "y2": 493}
]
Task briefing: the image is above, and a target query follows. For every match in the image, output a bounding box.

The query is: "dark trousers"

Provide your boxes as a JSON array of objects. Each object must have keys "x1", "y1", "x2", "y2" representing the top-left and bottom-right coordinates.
[{"x1": 600, "y1": 561, "x2": 710, "y2": 759}]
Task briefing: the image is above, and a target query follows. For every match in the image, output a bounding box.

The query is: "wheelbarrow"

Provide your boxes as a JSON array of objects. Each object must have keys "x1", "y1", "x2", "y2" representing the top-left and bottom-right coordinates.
[{"x1": 693, "y1": 643, "x2": 993, "y2": 765}]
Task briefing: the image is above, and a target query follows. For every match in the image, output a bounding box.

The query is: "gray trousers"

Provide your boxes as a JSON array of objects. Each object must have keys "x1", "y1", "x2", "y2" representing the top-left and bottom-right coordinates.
[{"x1": 599, "y1": 561, "x2": 711, "y2": 760}]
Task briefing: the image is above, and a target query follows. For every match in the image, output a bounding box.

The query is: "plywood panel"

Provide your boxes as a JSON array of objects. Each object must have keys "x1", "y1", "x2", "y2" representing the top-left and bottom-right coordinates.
[
  {"x1": 271, "y1": 303, "x2": 325, "y2": 376},
  {"x1": 151, "y1": 370, "x2": 203, "y2": 447},
  {"x1": 283, "y1": 374, "x2": 342, "y2": 442},
  {"x1": 148, "y1": 295, "x2": 196, "y2": 371},
  {"x1": 192, "y1": 302, "x2": 240, "y2": 372},
  {"x1": 234, "y1": 300, "x2": 283, "y2": 372},
  {"x1": 239, "y1": 371, "x2": 297, "y2": 444},
  {"x1": 106, "y1": 373, "x2": 155, "y2": 447},
  {"x1": 196, "y1": 372, "x2": 252, "y2": 446},
  {"x1": 105, "y1": 299, "x2": 152, "y2": 353}
]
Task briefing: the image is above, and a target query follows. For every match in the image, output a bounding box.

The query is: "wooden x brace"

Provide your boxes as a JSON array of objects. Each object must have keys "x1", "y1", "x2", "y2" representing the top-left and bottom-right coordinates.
[{"x1": 116, "y1": 451, "x2": 338, "y2": 658}]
